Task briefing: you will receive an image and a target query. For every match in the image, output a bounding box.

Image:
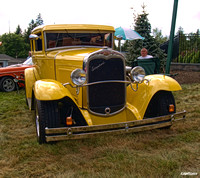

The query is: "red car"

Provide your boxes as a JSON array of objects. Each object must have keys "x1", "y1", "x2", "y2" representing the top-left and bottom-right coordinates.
[{"x1": 0, "y1": 57, "x2": 32, "y2": 92}]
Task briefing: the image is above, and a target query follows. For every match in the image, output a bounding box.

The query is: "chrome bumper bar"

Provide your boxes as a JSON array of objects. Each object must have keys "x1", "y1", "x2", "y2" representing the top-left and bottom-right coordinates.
[{"x1": 45, "y1": 110, "x2": 186, "y2": 142}]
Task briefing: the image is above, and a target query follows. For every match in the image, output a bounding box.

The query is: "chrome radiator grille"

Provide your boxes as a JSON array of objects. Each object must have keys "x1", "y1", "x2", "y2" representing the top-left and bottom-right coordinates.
[{"x1": 87, "y1": 57, "x2": 126, "y2": 115}]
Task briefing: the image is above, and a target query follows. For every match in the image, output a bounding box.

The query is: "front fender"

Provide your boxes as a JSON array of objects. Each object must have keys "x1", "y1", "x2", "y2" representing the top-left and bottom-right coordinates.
[
  {"x1": 25, "y1": 68, "x2": 36, "y2": 99},
  {"x1": 34, "y1": 79, "x2": 75, "y2": 101},
  {"x1": 127, "y1": 74, "x2": 182, "y2": 119},
  {"x1": 145, "y1": 74, "x2": 182, "y2": 92},
  {"x1": 25, "y1": 68, "x2": 36, "y2": 109}
]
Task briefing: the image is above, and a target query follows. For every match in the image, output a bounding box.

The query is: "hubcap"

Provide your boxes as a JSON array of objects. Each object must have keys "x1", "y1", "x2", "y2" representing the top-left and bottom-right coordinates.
[{"x1": 3, "y1": 78, "x2": 15, "y2": 91}]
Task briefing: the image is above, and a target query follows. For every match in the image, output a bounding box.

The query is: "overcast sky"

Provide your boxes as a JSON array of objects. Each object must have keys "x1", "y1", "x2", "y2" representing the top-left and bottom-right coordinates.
[{"x1": 0, "y1": 0, "x2": 200, "y2": 36}]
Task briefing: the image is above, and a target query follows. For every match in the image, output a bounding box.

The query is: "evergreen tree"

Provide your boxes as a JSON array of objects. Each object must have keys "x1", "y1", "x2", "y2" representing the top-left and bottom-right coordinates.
[
  {"x1": 24, "y1": 19, "x2": 35, "y2": 44},
  {"x1": 23, "y1": 14, "x2": 44, "y2": 52},
  {"x1": 36, "y1": 13, "x2": 44, "y2": 26},
  {"x1": 153, "y1": 28, "x2": 168, "y2": 44},
  {"x1": 126, "y1": 4, "x2": 166, "y2": 72},
  {"x1": 0, "y1": 14, "x2": 44, "y2": 58},
  {"x1": 15, "y1": 25, "x2": 22, "y2": 35}
]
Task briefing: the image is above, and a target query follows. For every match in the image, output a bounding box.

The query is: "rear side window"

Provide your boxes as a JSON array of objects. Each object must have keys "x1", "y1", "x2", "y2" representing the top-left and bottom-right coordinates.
[{"x1": 35, "y1": 33, "x2": 42, "y2": 51}]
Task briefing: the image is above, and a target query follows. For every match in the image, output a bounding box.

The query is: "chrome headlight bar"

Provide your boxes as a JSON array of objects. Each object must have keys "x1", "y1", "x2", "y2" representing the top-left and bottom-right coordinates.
[{"x1": 65, "y1": 66, "x2": 147, "y2": 92}]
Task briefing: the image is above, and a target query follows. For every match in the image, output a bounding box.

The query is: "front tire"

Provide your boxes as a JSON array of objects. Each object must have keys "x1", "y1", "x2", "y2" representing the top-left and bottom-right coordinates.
[
  {"x1": 0, "y1": 77, "x2": 16, "y2": 92},
  {"x1": 35, "y1": 100, "x2": 60, "y2": 144},
  {"x1": 144, "y1": 91, "x2": 176, "y2": 128}
]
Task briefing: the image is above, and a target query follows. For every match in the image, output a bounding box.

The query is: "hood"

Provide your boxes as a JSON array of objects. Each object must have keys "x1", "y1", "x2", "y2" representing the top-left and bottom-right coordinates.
[
  {"x1": 0, "y1": 65, "x2": 31, "y2": 73},
  {"x1": 47, "y1": 47, "x2": 103, "y2": 61},
  {"x1": 7, "y1": 64, "x2": 29, "y2": 68}
]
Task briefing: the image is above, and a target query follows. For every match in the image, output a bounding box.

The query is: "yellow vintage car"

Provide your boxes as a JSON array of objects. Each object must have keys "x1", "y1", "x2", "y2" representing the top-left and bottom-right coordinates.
[{"x1": 25, "y1": 24, "x2": 186, "y2": 144}]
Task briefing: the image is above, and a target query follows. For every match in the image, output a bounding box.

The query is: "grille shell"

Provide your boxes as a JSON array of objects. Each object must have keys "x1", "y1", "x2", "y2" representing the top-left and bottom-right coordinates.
[{"x1": 86, "y1": 50, "x2": 126, "y2": 116}]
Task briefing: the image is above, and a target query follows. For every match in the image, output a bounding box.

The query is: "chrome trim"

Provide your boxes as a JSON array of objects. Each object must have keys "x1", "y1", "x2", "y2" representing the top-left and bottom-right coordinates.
[
  {"x1": 44, "y1": 32, "x2": 47, "y2": 51},
  {"x1": 84, "y1": 80, "x2": 130, "y2": 86},
  {"x1": 46, "y1": 45, "x2": 109, "y2": 52},
  {"x1": 63, "y1": 80, "x2": 131, "y2": 87},
  {"x1": 63, "y1": 79, "x2": 144, "y2": 93},
  {"x1": 83, "y1": 48, "x2": 124, "y2": 69},
  {"x1": 29, "y1": 34, "x2": 39, "y2": 40},
  {"x1": 70, "y1": 69, "x2": 86, "y2": 86},
  {"x1": 45, "y1": 110, "x2": 187, "y2": 142},
  {"x1": 105, "y1": 107, "x2": 111, "y2": 115},
  {"x1": 126, "y1": 66, "x2": 132, "y2": 73},
  {"x1": 88, "y1": 105, "x2": 126, "y2": 117},
  {"x1": 130, "y1": 66, "x2": 145, "y2": 83}
]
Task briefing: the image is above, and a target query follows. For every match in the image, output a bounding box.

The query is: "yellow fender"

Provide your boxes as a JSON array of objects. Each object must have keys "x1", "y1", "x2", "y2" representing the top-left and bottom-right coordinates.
[
  {"x1": 33, "y1": 79, "x2": 93, "y2": 126},
  {"x1": 34, "y1": 79, "x2": 75, "y2": 101},
  {"x1": 127, "y1": 74, "x2": 182, "y2": 119},
  {"x1": 25, "y1": 68, "x2": 37, "y2": 109},
  {"x1": 25, "y1": 68, "x2": 36, "y2": 98}
]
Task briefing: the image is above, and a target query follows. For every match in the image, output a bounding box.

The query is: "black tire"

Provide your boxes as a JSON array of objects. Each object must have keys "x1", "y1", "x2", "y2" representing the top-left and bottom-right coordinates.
[
  {"x1": 24, "y1": 86, "x2": 29, "y2": 106},
  {"x1": 0, "y1": 77, "x2": 16, "y2": 92},
  {"x1": 144, "y1": 91, "x2": 176, "y2": 127},
  {"x1": 35, "y1": 99, "x2": 60, "y2": 144}
]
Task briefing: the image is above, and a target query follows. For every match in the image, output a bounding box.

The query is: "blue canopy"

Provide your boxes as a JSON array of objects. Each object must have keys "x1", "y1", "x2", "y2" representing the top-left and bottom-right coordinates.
[{"x1": 115, "y1": 27, "x2": 144, "y2": 40}]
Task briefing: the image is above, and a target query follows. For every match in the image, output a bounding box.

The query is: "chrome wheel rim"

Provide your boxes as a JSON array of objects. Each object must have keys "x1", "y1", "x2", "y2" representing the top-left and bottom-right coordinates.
[
  {"x1": 3, "y1": 78, "x2": 15, "y2": 92},
  {"x1": 35, "y1": 106, "x2": 40, "y2": 138}
]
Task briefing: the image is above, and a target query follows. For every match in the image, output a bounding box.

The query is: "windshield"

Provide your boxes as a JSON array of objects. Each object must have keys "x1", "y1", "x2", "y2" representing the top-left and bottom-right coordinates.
[
  {"x1": 45, "y1": 32, "x2": 113, "y2": 49},
  {"x1": 23, "y1": 57, "x2": 32, "y2": 65}
]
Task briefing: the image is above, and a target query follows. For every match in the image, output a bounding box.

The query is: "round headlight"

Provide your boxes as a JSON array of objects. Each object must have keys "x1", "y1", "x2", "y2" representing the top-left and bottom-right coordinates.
[
  {"x1": 71, "y1": 69, "x2": 86, "y2": 86},
  {"x1": 130, "y1": 66, "x2": 145, "y2": 83}
]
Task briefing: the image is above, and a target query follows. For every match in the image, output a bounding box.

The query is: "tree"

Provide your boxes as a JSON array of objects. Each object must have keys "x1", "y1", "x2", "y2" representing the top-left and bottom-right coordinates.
[
  {"x1": 0, "y1": 14, "x2": 44, "y2": 59},
  {"x1": 24, "y1": 14, "x2": 44, "y2": 51},
  {"x1": 24, "y1": 19, "x2": 36, "y2": 44},
  {"x1": 24, "y1": 14, "x2": 44, "y2": 43},
  {"x1": 36, "y1": 13, "x2": 44, "y2": 26},
  {"x1": 176, "y1": 26, "x2": 184, "y2": 35},
  {"x1": 1, "y1": 33, "x2": 28, "y2": 58},
  {"x1": 126, "y1": 4, "x2": 166, "y2": 72},
  {"x1": 15, "y1": 25, "x2": 22, "y2": 35},
  {"x1": 153, "y1": 28, "x2": 168, "y2": 44}
]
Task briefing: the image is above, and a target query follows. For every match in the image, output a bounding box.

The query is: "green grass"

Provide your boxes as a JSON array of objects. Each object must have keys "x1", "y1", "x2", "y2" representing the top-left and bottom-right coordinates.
[{"x1": 0, "y1": 84, "x2": 200, "y2": 177}]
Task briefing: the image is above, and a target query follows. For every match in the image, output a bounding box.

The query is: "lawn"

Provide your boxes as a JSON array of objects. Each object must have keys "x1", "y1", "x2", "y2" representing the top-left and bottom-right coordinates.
[{"x1": 0, "y1": 84, "x2": 199, "y2": 177}]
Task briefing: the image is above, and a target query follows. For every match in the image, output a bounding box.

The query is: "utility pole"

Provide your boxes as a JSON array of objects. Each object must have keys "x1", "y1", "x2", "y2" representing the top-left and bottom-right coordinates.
[
  {"x1": 165, "y1": 0, "x2": 179, "y2": 74},
  {"x1": 9, "y1": 20, "x2": 11, "y2": 33}
]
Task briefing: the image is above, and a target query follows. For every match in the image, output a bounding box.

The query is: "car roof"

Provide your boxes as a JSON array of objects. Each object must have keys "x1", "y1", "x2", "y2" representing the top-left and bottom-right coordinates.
[{"x1": 32, "y1": 24, "x2": 115, "y2": 34}]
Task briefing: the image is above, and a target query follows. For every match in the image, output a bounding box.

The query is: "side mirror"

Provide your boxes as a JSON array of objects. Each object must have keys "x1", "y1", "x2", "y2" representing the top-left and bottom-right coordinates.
[{"x1": 29, "y1": 34, "x2": 39, "y2": 40}]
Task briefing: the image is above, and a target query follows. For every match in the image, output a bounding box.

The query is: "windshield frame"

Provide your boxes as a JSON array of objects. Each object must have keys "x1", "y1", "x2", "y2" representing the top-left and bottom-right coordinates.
[{"x1": 44, "y1": 31, "x2": 113, "y2": 51}]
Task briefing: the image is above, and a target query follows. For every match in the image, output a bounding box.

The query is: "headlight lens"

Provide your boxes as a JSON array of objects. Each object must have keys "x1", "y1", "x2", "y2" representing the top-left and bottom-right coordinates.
[
  {"x1": 130, "y1": 66, "x2": 145, "y2": 83},
  {"x1": 71, "y1": 69, "x2": 86, "y2": 86}
]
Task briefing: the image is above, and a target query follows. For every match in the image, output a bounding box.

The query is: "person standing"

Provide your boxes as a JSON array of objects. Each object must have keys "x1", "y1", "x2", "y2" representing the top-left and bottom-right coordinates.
[{"x1": 138, "y1": 48, "x2": 153, "y2": 59}]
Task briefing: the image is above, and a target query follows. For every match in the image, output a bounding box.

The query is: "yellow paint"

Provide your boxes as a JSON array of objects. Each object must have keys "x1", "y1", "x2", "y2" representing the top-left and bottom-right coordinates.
[
  {"x1": 34, "y1": 79, "x2": 75, "y2": 101},
  {"x1": 127, "y1": 74, "x2": 182, "y2": 119}
]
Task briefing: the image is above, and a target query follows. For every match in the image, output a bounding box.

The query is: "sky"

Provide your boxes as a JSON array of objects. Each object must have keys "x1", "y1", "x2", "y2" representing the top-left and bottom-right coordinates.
[{"x1": 0, "y1": 0, "x2": 200, "y2": 37}]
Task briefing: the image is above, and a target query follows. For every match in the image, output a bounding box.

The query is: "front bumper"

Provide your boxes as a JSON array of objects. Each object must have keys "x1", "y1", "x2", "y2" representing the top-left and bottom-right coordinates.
[{"x1": 45, "y1": 110, "x2": 186, "y2": 142}]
